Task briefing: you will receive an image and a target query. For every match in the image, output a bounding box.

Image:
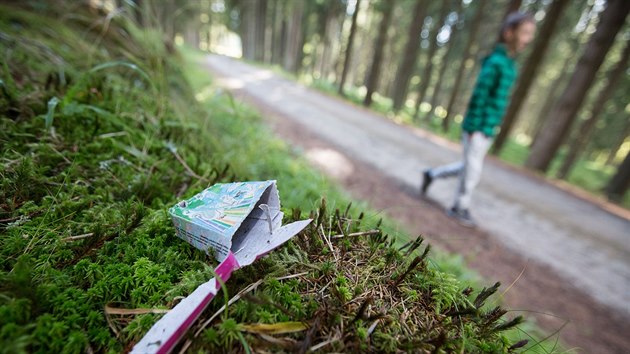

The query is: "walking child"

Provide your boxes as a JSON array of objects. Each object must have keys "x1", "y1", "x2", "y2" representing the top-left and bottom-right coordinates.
[{"x1": 421, "y1": 12, "x2": 536, "y2": 227}]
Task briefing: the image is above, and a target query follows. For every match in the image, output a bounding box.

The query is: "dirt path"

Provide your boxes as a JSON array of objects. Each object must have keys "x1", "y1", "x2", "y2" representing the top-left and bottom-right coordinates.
[{"x1": 201, "y1": 55, "x2": 630, "y2": 353}]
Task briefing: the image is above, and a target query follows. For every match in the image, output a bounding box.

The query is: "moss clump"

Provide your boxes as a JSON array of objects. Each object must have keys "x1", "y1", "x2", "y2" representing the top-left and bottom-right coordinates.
[{"x1": 181, "y1": 204, "x2": 524, "y2": 353}]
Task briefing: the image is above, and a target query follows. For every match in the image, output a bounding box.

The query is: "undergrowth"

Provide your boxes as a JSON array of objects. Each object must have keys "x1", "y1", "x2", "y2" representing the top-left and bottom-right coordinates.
[{"x1": 1, "y1": 2, "x2": 562, "y2": 353}]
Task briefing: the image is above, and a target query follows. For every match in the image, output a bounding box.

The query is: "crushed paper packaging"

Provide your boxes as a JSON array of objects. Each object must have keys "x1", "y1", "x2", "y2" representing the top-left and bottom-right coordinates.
[
  {"x1": 132, "y1": 181, "x2": 311, "y2": 354},
  {"x1": 169, "y1": 180, "x2": 282, "y2": 261}
]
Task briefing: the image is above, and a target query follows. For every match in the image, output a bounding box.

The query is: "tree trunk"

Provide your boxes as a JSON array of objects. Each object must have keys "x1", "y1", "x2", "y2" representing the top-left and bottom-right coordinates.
[
  {"x1": 279, "y1": 15, "x2": 289, "y2": 67},
  {"x1": 525, "y1": 0, "x2": 630, "y2": 172},
  {"x1": 254, "y1": 0, "x2": 268, "y2": 62},
  {"x1": 283, "y1": 1, "x2": 305, "y2": 73},
  {"x1": 529, "y1": 70, "x2": 565, "y2": 146},
  {"x1": 606, "y1": 148, "x2": 630, "y2": 202},
  {"x1": 271, "y1": 0, "x2": 283, "y2": 65},
  {"x1": 605, "y1": 122, "x2": 630, "y2": 165},
  {"x1": 363, "y1": 0, "x2": 396, "y2": 107},
  {"x1": 295, "y1": 3, "x2": 311, "y2": 75},
  {"x1": 391, "y1": 0, "x2": 428, "y2": 112},
  {"x1": 442, "y1": 0, "x2": 487, "y2": 131},
  {"x1": 428, "y1": 0, "x2": 464, "y2": 121},
  {"x1": 320, "y1": 1, "x2": 344, "y2": 81},
  {"x1": 529, "y1": 2, "x2": 595, "y2": 144},
  {"x1": 492, "y1": 0, "x2": 569, "y2": 154},
  {"x1": 240, "y1": 3, "x2": 256, "y2": 60},
  {"x1": 413, "y1": 0, "x2": 450, "y2": 119},
  {"x1": 339, "y1": 0, "x2": 362, "y2": 95},
  {"x1": 556, "y1": 39, "x2": 630, "y2": 179}
]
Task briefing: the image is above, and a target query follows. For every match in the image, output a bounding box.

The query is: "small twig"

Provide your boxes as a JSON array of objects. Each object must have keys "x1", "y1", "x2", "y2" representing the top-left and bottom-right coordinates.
[
  {"x1": 176, "y1": 182, "x2": 189, "y2": 199},
  {"x1": 61, "y1": 232, "x2": 95, "y2": 242},
  {"x1": 298, "y1": 316, "x2": 321, "y2": 354},
  {"x1": 367, "y1": 318, "x2": 380, "y2": 336},
  {"x1": 308, "y1": 336, "x2": 339, "y2": 352},
  {"x1": 498, "y1": 262, "x2": 528, "y2": 301},
  {"x1": 47, "y1": 144, "x2": 72, "y2": 165},
  {"x1": 275, "y1": 272, "x2": 309, "y2": 281},
  {"x1": 330, "y1": 229, "x2": 380, "y2": 240},
  {"x1": 193, "y1": 279, "x2": 263, "y2": 338},
  {"x1": 318, "y1": 225, "x2": 337, "y2": 262},
  {"x1": 104, "y1": 311, "x2": 120, "y2": 338},
  {"x1": 177, "y1": 279, "x2": 264, "y2": 354},
  {"x1": 168, "y1": 148, "x2": 208, "y2": 182}
]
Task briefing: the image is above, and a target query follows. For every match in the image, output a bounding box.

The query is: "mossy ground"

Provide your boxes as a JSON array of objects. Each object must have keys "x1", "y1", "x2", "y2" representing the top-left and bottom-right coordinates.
[{"x1": 1, "y1": 3, "x2": 561, "y2": 353}]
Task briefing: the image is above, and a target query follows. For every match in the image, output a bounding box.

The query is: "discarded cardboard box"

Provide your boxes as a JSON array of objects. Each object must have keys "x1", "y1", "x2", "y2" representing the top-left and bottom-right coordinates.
[{"x1": 169, "y1": 180, "x2": 282, "y2": 262}]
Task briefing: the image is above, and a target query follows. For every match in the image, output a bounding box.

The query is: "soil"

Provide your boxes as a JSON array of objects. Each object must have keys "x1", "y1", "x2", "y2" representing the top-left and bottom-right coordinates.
[{"x1": 201, "y1": 56, "x2": 630, "y2": 354}]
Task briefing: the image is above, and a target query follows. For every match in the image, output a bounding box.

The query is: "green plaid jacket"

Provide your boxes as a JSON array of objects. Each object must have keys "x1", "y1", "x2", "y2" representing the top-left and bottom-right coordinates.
[{"x1": 462, "y1": 44, "x2": 517, "y2": 137}]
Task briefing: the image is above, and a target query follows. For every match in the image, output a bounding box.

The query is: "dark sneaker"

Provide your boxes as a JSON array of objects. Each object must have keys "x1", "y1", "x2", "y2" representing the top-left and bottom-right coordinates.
[
  {"x1": 421, "y1": 170, "x2": 433, "y2": 195},
  {"x1": 447, "y1": 207, "x2": 476, "y2": 228}
]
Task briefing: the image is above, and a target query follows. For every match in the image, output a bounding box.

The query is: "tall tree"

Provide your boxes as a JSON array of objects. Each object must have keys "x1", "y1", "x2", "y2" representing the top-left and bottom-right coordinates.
[
  {"x1": 605, "y1": 122, "x2": 630, "y2": 165},
  {"x1": 442, "y1": 0, "x2": 487, "y2": 131},
  {"x1": 412, "y1": 0, "x2": 450, "y2": 119},
  {"x1": 525, "y1": 0, "x2": 630, "y2": 172},
  {"x1": 528, "y1": 1, "x2": 596, "y2": 144},
  {"x1": 363, "y1": 0, "x2": 396, "y2": 107},
  {"x1": 339, "y1": 0, "x2": 362, "y2": 95},
  {"x1": 492, "y1": 0, "x2": 570, "y2": 154},
  {"x1": 390, "y1": 0, "x2": 428, "y2": 112},
  {"x1": 428, "y1": 0, "x2": 464, "y2": 121},
  {"x1": 239, "y1": 2, "x2": 256, "y2": 60},
  {"x1": 254, "y1": 0, "x2": 268, "y2": 62},
  {"x1": 270, "y1": 0, "x2": 285, "y2": 65},
  {"x1": 606, "y1": 147, "x2": 630, "y2": 202},
  {"x1": 317, "y1": 0, "x2": 345, "y2": 80},
  {"x1": 557, "y1": 39, "x2": 630, "y2": 179},
  {"x1": 283, "y1": 1, "x2": 305, "y2": 73}
]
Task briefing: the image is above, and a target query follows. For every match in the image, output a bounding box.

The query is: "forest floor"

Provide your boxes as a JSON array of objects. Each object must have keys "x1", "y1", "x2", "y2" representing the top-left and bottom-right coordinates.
[{"x1": 200, "y1": 54, "x2": 630, "y2": 353}]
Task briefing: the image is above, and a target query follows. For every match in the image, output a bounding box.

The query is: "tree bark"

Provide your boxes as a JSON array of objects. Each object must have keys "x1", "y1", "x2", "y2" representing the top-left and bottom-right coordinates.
[
  {"x1": 492, "y1": 0, "x2": 570, "y2": 154},
  {"x1": 283, "y1": 1, "x2": 305, "y2": 73},
  {"x1": 412, "y1": 0, "x2": 450, "y2": 119},
  {"x1": 606, "y1": 148, "x2": 630, "y2": 202},
  {"x1": 320, "y1": 1, "x2": 344, "y2": 81},
  {"x1": 271, "y1": 0, "x2": 283, "y2": 65},
  {"x1": 254, "y1": 0, "x2": 268, "y2": 62},
  {"x1": 390, "y1": 0, "x2": 428, "y2": 112},
  {"x1": 363, "y1": 0, "x2": 396, "y2": 107},
  {"x1": 428, "y1": 0, "x2": 464, "y2": 121},
  {"x1": 339, "y1": 0, "x2": 362, "y2": 95},
  {"x1": 525, "y1": 0, "x2": 630, "y2": 172},
  {"x1": 442, "y1": 0, "x2": 487, "y2": 131},
  {"x1": 529, "y1": 1, "x2": 595, "y2": 144},
  {"x1": 605, "y1": 122, "x2": 630, "y2": 165},
  {"x1": 556, "y1": 39, "x2": 630, "y2": 179},
  {"x1": 240, "y1": 3, "x2": 256, "y2": 60}
]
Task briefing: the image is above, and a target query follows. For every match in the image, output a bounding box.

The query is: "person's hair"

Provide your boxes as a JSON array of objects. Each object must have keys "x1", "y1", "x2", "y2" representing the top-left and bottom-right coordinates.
[{"x1": 500, "y1": 12, "x2": 534, "y2": 42}]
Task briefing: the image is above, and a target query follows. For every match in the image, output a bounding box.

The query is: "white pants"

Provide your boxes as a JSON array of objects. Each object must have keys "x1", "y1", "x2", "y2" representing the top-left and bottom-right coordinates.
[{"x1": 428, "y1": 132, "x2": 492, "y2": 210}]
